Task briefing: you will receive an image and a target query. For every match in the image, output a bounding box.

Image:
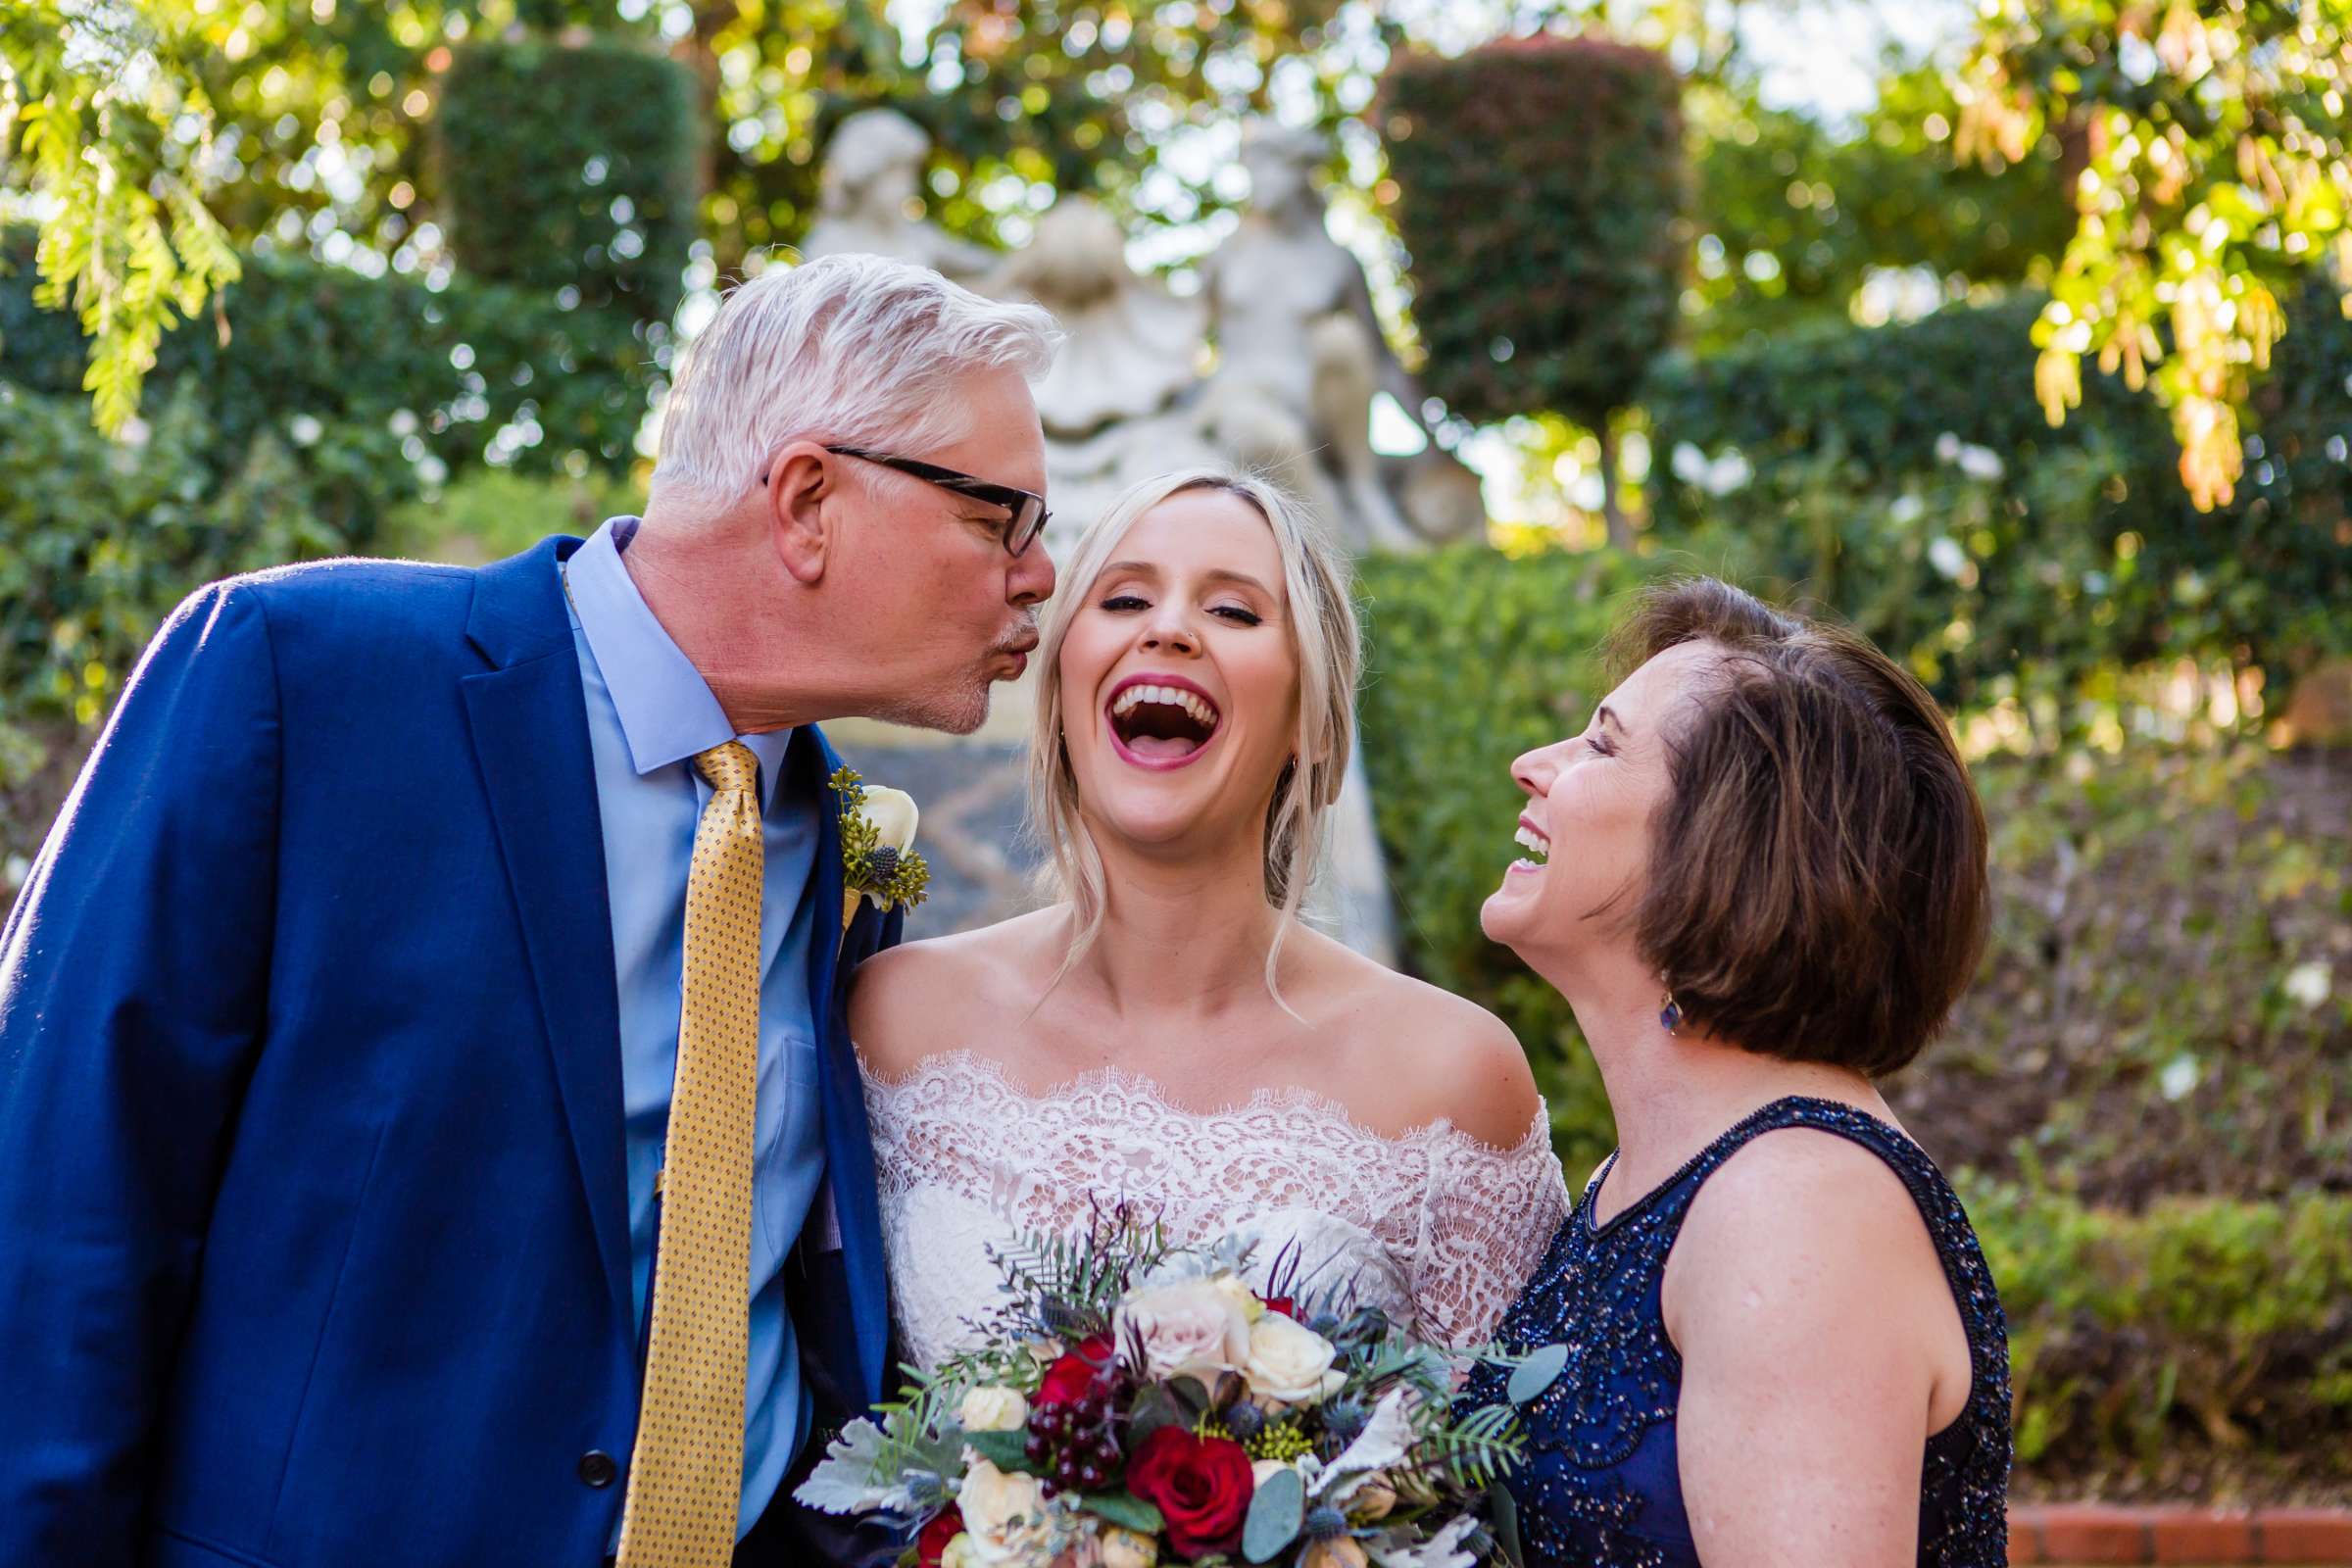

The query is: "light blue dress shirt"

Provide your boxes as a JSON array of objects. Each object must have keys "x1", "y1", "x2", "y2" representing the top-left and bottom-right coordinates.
[{"x1": 562, "y1": 516, "x2": 824, "y2": 1541}]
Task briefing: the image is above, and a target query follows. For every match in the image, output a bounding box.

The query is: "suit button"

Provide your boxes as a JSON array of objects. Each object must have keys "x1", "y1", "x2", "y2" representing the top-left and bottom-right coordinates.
[{"x1": 579, "y1": 1449, "x2": 618, "y2": 1489}]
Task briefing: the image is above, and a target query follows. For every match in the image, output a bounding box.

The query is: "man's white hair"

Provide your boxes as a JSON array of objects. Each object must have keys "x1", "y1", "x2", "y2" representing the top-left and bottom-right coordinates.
[{"x1": 652, "y1": 251, "x2": 1059, "y2": 511}]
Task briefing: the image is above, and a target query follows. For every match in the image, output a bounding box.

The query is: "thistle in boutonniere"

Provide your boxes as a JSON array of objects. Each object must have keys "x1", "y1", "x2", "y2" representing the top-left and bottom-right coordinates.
[{"x1": 829, "y1": 766, "x2": 930, "y2": 926}]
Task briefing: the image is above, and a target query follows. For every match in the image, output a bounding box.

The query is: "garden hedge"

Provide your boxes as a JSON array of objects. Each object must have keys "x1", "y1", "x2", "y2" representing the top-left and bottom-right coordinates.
[
  {"x1": 2, "y1": 227, "x2": 653, "y2": 492},
  {"x1": 1640, "y1": 291, "x2": 2352, "y2": 715},
  {"x1": 437, "y1": 36, "x2": 699, "y2": 334},
  {"x1": 1381, "y1": 36, "x2": 1686, "y2": 429}
]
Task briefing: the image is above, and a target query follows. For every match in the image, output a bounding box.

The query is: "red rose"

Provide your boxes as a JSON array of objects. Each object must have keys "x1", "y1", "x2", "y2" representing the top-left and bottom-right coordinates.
[
  {"x1": 915, "y1": 1504, "x2": 963, "y2": 1568},
  {"x1": 1259, "y1": 1295, "x2": 1298, "y2": 1320},
  {"x1": 1036, "y1": 1332, "x2": 1117, "y2": 1406},
  {"x1": 1123, "y1": 1425, "x2": 1253, "y2": 1560}
]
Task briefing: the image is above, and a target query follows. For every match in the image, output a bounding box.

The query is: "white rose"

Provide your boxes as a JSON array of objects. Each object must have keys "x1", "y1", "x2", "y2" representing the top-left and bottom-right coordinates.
[
  {"x1": 1243, "y1": 1312, "x2": 1343, "y2": 1404},
  {"x1": 1100, "y1": 1528, "x2": 1159, "y2": 1568},
  {"x1": 1114, "y1": 1279, "x2": 1251, "y2": 1384},
  {"x1": 959, "y1": 1385, "x2": 1030, "y2": 1433},
  {"x1": 957, "y1": 1458, "x2": 1054, "y2": 1565},
  {"x1": 861, "y1": 785, "x2": 921, "y2": 855}
]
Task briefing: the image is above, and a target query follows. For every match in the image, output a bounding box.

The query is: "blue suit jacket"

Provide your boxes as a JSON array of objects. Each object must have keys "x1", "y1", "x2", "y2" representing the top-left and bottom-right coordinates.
[{"x1": 0, "y1": 537, "x2": 901, "y2": 1567}]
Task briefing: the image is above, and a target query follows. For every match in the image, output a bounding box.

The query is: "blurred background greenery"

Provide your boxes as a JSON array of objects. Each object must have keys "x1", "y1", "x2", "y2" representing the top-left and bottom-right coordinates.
[{"x1": 4, "y1": 0, "x2": 2348, "y2": 1507}]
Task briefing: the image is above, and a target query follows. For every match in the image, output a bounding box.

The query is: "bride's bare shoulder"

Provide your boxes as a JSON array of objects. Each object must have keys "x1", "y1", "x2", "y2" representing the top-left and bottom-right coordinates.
[
  {"x1": 1291, "y1": 929, "x2": 1543, "y2": 1152},
  {"x1": 850, "y1": 909, "x2": 1065, "y2": 1078}
]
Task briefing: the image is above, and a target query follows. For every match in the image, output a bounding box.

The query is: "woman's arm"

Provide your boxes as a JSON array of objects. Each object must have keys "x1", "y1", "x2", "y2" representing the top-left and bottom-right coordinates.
[{"x1": 1666, "y1": 1130, "x2": 1961, "y2": 1568}]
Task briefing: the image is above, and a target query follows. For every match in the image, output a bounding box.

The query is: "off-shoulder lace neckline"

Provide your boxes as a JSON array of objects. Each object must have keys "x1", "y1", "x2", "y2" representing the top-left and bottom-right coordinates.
[{"x1": 858, "y1": 1046, "x2": 1553, "y2": 1159}]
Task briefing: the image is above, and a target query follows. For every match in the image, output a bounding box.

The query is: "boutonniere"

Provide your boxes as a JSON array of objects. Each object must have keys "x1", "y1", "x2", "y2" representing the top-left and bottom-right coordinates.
[{"x1": 829, "y1": 766, "x2": 930, "y2": 925}]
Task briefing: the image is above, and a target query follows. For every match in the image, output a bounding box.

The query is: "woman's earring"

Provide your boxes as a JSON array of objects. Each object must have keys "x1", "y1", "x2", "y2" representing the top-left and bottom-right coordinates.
[{"x1": 1659, "y1": 989, "x2": 1683, "y2": 1036}]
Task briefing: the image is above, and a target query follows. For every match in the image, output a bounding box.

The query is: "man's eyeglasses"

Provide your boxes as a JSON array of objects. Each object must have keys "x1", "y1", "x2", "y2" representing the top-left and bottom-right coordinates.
[{"x1": 825, "y1": 445, "x2": 1051, "y2": 559}]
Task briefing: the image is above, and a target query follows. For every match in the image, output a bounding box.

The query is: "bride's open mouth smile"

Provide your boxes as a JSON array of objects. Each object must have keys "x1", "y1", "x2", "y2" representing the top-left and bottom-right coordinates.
[{"x1": 1103, "y1": 673, "x2": 1224, "y2": 771}]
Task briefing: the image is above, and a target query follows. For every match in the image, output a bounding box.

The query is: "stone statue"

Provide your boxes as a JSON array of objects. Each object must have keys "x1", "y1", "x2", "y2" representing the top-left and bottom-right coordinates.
[
  {"x1": 980, "y1": 197, "x2": 1224, "y2": 552},
  {"x1": 987, "y1": 197, "x2": 1206, "y2": 439},
  {"x1": 798, "y1": 110, "x2": 1483, "y2": 560},
  {"x1": 1196, "y1": 121, "x2": 1485, "y2": 551},
  {"x1": 801, "y1": 109, "x2": 994, "y2": 282}
]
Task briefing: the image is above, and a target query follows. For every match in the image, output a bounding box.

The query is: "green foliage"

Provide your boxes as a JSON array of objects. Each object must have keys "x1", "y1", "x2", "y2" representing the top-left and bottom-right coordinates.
[
  {"x1": 687, "y1": 0, "x2": 1349, "y2": 260},
  {"x1": 1685, "y1": 72, "x2": 2074, "y2": 352},
  {"x1": 1966, "y1": 1177, "x2": 2352, "y2": 1493},
  {"x1": 1381, "y1": 37, "x2": 1687, "y2": 429},
  {"x1": 437, "y1": 37, "x2": 697, "y2": 331},
  {"x1": 1642, "y1": 291, "x2": 2352, "y2": 719},
  {"x1": 3, "y1": 227, "x2": 652, "y2": 483},
  {"x1": 0, "y1": 1, "x2": 243, "y2": 432},
  {"x1": 1899, "y1": 746, "x2": 2352, "y2": 1209},
  {"x1": 1956, "y1": 0, "x2": 2352, "y2": 509},
  {"x1": 0, "y1": 379, "x2": 355, "y2": 765},
  {"x1": 378, "y1": 466, "x2": 646, "y2": 564},
  {"x1": 1354, "y1": 543, "x2": 1662, "y2": 1178}
]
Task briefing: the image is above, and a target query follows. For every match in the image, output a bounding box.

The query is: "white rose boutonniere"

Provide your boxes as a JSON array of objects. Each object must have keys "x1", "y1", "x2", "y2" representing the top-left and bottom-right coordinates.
[{"x1": 829, "y1": 766, "x2": 930, "y2": 929}]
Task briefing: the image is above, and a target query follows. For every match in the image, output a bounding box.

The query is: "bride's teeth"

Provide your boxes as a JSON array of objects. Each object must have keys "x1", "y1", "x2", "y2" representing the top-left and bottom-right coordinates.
[{"x1": 1110, "y1": 685, "x2": 1219, "y2": 729}]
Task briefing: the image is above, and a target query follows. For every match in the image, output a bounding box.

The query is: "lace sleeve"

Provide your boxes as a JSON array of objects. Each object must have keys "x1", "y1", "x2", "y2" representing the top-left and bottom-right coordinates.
[{"x1": 1411, "y1": 1110, "x2": 1571, "y2": 1348}]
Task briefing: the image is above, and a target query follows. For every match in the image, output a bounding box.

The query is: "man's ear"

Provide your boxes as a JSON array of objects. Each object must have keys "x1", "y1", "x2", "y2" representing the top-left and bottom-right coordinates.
[{"x1": 766, "y1": 442, "x2": 837, "y2": 585}]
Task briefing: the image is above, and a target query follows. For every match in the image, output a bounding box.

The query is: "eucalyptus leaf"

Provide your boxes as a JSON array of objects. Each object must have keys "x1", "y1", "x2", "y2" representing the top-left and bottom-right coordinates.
[
  {"x1": 961, "y1": 1428, "x2": 1034, "y2": 1473},
  {"x1": 1169, "y1": 1376, "x2": 1213, "y2": 1419},
  {"x1": 1491, "y1": 1481, "x2": 1526, "y2": 1568},
  {"x1": 1126, "y1": 1386, "x2": 1180, "y2": 1449},
  {"x1": 1242, "y1": 1465, "x2": 1304, "y2": 1563},
  {"x1": 1079, "y1": 1491, "x2": 1166, "y2": 1536},
  {"x1": 1506, "y1": 1343, "x2": 1568, "y2": 1405}
]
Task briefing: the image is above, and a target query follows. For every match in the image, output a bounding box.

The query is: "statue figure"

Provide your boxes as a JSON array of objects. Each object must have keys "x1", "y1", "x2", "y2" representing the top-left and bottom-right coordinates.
[
  {"x1": 801, "y1": 109, "x2": 994, "y2": 282},
  {"x1": 981, "y1": 197, "x2": 1224, "y2": 554},
  {"x1": 1198, "y1": 121, "x2": 1484, "y2": 550},
  {"x1": 987, "y1": 197, "x2": 1205, "y2": 438}
]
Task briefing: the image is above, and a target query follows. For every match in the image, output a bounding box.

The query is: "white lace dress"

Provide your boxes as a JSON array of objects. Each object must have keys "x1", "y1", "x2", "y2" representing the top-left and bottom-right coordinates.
[{"x1": 860, "y1": 1050, "x2": 1572, "y2": 1372}]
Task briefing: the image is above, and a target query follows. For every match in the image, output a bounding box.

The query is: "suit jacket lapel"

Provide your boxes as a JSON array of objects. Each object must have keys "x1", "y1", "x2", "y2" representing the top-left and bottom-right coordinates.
[
  {"x1": 461, "y1": 537, "x2": 634, "y2": 1345},
  {"x1": 804, "y1": 724, "x2": 892, "y2": 1404}
]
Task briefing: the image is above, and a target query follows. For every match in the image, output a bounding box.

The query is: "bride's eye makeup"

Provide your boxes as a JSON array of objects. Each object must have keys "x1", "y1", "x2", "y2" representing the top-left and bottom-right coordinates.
[
  {"x1": 1100, "y1": 593, "x2": 1150, "y2": 612},
  {"x1": 1211, "y1": 604, "x2": 1263, "y2": 626}
]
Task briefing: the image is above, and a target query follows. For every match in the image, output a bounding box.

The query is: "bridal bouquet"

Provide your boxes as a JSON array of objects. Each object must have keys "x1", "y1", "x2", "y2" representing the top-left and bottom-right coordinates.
[{"x1": 797, "y1": 1209, "x2": 1547, "y2": 1568}]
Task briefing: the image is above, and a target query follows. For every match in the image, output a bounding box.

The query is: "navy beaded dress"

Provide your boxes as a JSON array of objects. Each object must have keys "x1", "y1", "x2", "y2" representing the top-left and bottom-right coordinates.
[{"x1": 1460, "y1": 1097, "x2": 2011, "y2": 1568}]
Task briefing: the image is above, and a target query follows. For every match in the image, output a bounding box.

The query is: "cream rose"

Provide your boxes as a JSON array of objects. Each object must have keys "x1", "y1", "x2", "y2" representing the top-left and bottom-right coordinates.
[
  {"x1": 861, "y1": 785, "x2": 921, "y2": 855},
  {"x1": 1113, "y1": 1278, "x2": 1251, "y2": 1384},
  {"x1": 1099, "y1": 1527, "x2": 1159, "y2": 1568},
  {"x1": 957, "y1": 1458, "x2": 1054, "y2": 1566},
  {"x1": 1243, "y1": 1311, "x2": 1344, "y2": 1404},
  {"x1": 958, "y1": 1384, "x2": 1031, "y2": 1433},
  {"x1": 1299, "y1": 1540, "x2": 1369, "y2": 1568}
]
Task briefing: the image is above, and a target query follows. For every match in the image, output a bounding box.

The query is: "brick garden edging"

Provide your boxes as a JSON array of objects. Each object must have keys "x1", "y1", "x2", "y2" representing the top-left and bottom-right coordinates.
[{"x1": 2011, "y1": 1505, "x2": 2352, "y2": 1563}]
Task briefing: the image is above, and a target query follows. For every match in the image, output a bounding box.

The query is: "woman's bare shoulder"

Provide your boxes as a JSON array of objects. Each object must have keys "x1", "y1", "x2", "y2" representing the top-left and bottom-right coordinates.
[
  {"x1": 849, "y1": 908, "x2": 1063, "y2": 1078},
  {"x1": 1292, "y1": 931, "x2": 1543, "y2": 1150}
]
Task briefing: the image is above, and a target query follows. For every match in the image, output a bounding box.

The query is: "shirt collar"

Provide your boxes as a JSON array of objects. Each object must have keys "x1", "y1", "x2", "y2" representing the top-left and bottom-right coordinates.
[{"x1": 565, "y1": 516, "x2": 795, "y2": 812}]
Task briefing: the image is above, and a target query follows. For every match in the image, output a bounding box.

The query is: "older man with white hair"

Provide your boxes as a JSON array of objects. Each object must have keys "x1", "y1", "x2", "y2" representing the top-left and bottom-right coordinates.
[{"x1": 0, "y1": 254, "x2": 1058, "y2": 1568}]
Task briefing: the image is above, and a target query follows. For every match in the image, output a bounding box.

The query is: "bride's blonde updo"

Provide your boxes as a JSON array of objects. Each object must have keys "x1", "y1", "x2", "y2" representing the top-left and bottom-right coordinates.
[{"x1": 1024, "y1": 467, "x2": 1361, "y2": 994}]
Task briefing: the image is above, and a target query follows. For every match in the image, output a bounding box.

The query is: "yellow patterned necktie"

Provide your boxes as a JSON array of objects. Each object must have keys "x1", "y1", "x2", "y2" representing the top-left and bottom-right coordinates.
[{"x1": 616, "y1": 741, "x2": 764, "y2": 1567}]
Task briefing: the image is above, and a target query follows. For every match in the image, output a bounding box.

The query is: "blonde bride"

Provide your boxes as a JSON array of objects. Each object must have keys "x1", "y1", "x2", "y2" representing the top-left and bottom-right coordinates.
[{"x1": 850, "y1": 468, "x2": 1567, "y2": 1371}]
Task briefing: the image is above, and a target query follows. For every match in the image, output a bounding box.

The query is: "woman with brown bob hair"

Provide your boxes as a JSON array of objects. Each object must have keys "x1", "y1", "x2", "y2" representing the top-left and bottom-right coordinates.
[{"x1": 1461, "y1": 577, "x2": 2012, "y2": 1567}]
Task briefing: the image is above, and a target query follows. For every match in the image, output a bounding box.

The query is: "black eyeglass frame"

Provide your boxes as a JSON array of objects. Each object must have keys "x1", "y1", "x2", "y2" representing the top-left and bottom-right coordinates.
[{"x1": 824, "y1": 444, "x2": 1051, "y2": 558}]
